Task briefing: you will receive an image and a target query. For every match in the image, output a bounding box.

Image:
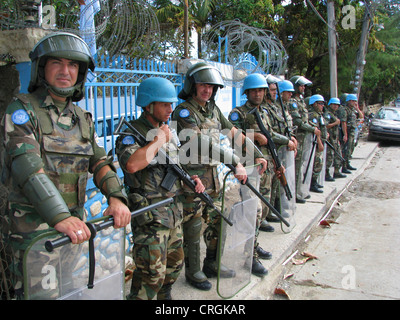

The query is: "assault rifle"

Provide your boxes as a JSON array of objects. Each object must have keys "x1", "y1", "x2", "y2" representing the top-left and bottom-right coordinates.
[
  {"x1": 276, "y1": 85, "x2": 294, "y2": 139},
  {"x1": 248, "y1": 107, "x2": 293, "y2": 201},
  {"x1": 303, "y1": 135, "x2": 317, "y2": 184},
  {"x1": 113, "y1": 116, "x2": 233, "y2": 226},
  {"x1": 325, "y1": 140, "x2": 345, "y2": 163}
]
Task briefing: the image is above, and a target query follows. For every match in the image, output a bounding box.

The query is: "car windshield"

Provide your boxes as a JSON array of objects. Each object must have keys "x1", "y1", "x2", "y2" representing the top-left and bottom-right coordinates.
[{"x1": 376, "y1": 108, "x2": 400, "y2": 121}]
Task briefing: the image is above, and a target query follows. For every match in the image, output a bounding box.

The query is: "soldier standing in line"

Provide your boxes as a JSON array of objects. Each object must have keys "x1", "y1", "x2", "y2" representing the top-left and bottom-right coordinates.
[
  {"x1": 115, "y1": 77, "x2": 205, "y2": 300},
  {"x1": 171, "y1": 62, "x2": 267, "y2": 290},
  {"x1": 229, "y1": 73, "x2": 289, "y2": 277},
  {"x1": 307, "y1": 95, "x2": 327, "y2": 193},
  {"x1": 264, "y1": 75, "x2": 297, "y2": 224},
  {"x1": 0, "y1": 32, "x2": 131, "y2": 299},
  {"x1": 287, "y1": 76, "x2": 321, "y2": 203},
  {"x1": 324, "y1": 98, "x2": 346, "y2": 180},
  {"x1": 337, "y1": 94, "x2": 363, "y2": 173}
]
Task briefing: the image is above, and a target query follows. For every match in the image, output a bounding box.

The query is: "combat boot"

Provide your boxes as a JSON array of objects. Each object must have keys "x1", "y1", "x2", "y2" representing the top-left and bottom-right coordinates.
[
  {"x1": 256, "y1": 246, "x2": 272, "y2": 260},
  {"x1": 333, "y1": 169, "x2": 346, "y2": 178},
  {"x1": 203, "y1": 249, "x2": 236, "y2": 278},
  {"x1": 347, "y1": 163, "x2": 357, "y2": 170},
  {"x1": 251, "y1": 257, "x2": 268, "y2": 277},
  {"x1": 157, "y1": 284, "x2": 173, "y2": 300},
  {"x1": 310, "y1": 178, "x2": 323, "y2": 193},
  {"x1": 341, "y1": 165, "x2": 351, "y2": 174},
  {"x1": 325, "y1": 171, "x2": 335, "y2": 181}
]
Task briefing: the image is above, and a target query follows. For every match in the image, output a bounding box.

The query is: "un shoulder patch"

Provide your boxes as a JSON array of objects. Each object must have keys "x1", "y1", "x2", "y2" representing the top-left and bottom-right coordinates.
[
  {"x1": 179, "y1": 109, "x2": 190, "y2": 118},
  {"x1": 122, "y1": 136, "x2": 135, "y2": 145},
  {"x1": 312, "y1": 118, "x2": 318, "y2": 124},
  {"x1": 11, "y1": 109, "x2": 30, "y2": 125},
  {"x1": 291, "y1": 103, "x2": 298, "y2": 109},
  {"x1": 229, "y1": 112, "x2": 239, "y2": 121}
]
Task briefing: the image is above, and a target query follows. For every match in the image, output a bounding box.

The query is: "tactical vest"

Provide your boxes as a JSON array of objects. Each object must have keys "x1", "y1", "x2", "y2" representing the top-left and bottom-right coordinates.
[
  {"x1": 119, "y1": 118, "x2": 182, "y2": 200},
  {"x1": 178, "y1": 100, "x2": 222, "y2": 167},
  {"x1": 15, "y1": 93, "x2": 94, "y2": 217}
]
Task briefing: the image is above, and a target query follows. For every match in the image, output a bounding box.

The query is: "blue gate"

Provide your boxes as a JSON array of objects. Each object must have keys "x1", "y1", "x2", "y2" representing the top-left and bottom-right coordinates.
[{"x1": 77, "y1": 54, "x2": 183, "y2": 156}]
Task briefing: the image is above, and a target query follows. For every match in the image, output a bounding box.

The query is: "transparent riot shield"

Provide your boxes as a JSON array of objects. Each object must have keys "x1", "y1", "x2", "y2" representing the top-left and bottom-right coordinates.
[
  {"x1": 317, "y1": 142, "x2": 327, "y2": 187},
  {"x1": 297, "y1": 133, "x2": 315, "y2": 200},
  {"x1": 217, "y1": 165, "x2": 260, "y2": 299},
  {"x1": 276, "y1": 146, "x2": 296, "y2": 233},
  {"x1": 23, "y1": 219, "x2": 125, "y2": 300}
]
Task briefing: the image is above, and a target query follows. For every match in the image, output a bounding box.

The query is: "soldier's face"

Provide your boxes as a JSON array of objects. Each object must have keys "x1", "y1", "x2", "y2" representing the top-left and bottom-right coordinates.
[
  {"x1": 282, "y1": 91, "x2": 292, "y2": 102},
  {"x1": 268, "y1": 84, "x2": 277, "y2": 101},
  {"x1": 247, "y1": 88, "x2": 265, "y2": 106},
  {"x1": 44, "y1": 57, "x2": 79, "y2": 89},
  {"x1": 194, "y1": 83, "x2": 214, "y2": 105},
  {"x1": 151, "y1": 102, "x2": 173, "y2": 123},
  {"x1": 298, "y1": 84, "x2": 305, "y2": 94}
]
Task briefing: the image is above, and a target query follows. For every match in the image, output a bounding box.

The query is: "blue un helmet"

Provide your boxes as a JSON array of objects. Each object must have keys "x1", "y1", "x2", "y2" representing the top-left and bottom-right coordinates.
[
  {"x1": 241, "y1": 73, "x2": 268, "y2": 95},
  {"x1": 328, "y1": 97, "x2": 341, "y2": 106},
  {"x1": 278, "y1": 80, "x2": 295, "y2": 93},
  {"x1": 309, "y1": 94, "x2": 325, "y2": 105},
  {"x1": 136, "y1": 77, "x2": 178, "y2": 107},
  {"x1": 346, "y1": 94, "x2": 358, "y2": 102}
]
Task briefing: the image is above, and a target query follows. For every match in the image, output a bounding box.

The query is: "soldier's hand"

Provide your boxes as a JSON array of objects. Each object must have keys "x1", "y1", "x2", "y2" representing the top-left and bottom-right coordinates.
[
  {"x1": 287, "y1": 140, "x2": 296, "y2": 151},
  {"x1": 104, "y1": 197, "x2": 131, "y2": 228},
  {"x1": 234, "y1": 163, "x2": 248, "y2": 184},
  {"x1": 191, "y1": 175, "x2": 206, "y2": 193},
  {"x1": 54, "y1": 216, "x2": 91, "y2": 245},
  {"x1": 314, "y1": 127, "x2": 321, "y2": 137},
  {"x1": 157, "y1": 124, "x2": 172, "y2": 145},
  {"x1": 255, "y1": 158, "x2": 268, "y2": 175}
]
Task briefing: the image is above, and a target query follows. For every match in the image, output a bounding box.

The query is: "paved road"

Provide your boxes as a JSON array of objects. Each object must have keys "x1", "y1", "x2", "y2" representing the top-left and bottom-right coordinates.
[{"x1": 272, "y1": 142, "x2": 400, "y2": 300}]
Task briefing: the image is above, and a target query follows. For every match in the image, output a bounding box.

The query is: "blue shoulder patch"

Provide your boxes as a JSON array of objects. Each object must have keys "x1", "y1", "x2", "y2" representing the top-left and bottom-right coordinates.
[
  {"x1": 11, "y1": 109, "x2": 30, "y2": 125},
  {"x1": 291, "y1": 103, "x2": 298, "y2": 109},
  {"x1": 122, "y1": 135, "x2": 135, "y2": 145},
  {"x1": 229, "y1": 112, "x2": 239, "y2": 121},
  {"x1": 312, "y1": 118, "x2": 318, "y2": 124},
  {"x1": 179, "y1": 109, "x2": 190, "y2": 118}
]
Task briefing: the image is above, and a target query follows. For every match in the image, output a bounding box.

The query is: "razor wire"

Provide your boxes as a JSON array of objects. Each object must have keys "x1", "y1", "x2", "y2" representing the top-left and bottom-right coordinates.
[
  {"x1": 203, "y1": 20, "x2": 288, "y2": 81},
  {"x1": 0, "y1": 0, "x2": 160, "y2": 59}
]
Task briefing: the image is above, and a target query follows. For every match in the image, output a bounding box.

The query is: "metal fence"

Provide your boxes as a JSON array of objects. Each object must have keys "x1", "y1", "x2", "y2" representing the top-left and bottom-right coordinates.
[{"x1": 77, "y1": 54, "x2": 183, "y2": 156}]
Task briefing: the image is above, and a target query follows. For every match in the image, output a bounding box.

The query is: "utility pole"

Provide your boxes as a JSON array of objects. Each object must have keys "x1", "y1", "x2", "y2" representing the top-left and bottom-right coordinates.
[
  {"x1": 354, "y1": 1, "x2": 372, "y2": 99},
  {"x1": 327, "y1": 0, "x2": 338, "y2": 98}
]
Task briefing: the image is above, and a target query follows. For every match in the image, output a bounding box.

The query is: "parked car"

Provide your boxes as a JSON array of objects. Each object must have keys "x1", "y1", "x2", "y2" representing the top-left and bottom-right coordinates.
[
  {"x1": 368, "y1": 107, "x2": 400, "y2": 142},
  {"x1": 394, "y1": 98, "x2": 400, "y2": 108}
]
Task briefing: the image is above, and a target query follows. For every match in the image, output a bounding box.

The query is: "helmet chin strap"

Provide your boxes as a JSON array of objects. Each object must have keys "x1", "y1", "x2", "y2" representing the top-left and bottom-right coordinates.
[{"x1": 145, "y1": 103, "x2": 163, "y2": 126}]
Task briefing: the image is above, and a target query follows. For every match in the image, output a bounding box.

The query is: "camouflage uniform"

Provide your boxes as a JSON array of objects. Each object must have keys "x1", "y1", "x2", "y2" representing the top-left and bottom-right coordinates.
[
  {"x1": 288, "y1": 96, "x2": 316, "y2": 197},
  {"x1": 308, "y1": 107, "x2": 327, "y2": 183},
  {"x1": 116, "y1": 114, "x2": 184, "y2": 300},
  {"x1": 336, "y1": 104, "x2": 358, "y2": 168},
  {"x1": 229, "y1": 102, "x2": 288, "y2": 243},
  {"x1": 1, "y1": 88, "x2": 107, "y2": 299},
  {"x1": 324, "y1": 106, "x2": 342, "y2": 173},
  {"x1": 171, "y1": 97, "x2": 236, "y2": 284}
]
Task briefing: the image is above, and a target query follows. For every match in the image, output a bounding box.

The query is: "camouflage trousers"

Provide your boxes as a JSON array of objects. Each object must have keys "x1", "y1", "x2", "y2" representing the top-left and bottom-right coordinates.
[
  {"x1": 182, "y1": 192, "x2": 222, "y2": 252},
  {"x1": 342, "y1": 131, "x2": 356, "y2": 165},
  {"x1": 127, "y1": 222, "x2": 184, "y2": 300},
  {"x1": 326, "y1": 139, "x2": 342, "y2": 171},
  {"x1": 312, "y1": 150, "x2": 324, "y2": 180}
]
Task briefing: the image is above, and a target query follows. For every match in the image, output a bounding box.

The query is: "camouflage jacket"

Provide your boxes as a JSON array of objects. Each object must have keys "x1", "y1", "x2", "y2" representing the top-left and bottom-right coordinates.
[
  {"x1": 324, "y1": 106, "x2": 339, "y2": 141},
  {"x1": 336, "y1": 105, "x2": 358, "y2": 131},
  {"x1": 228, "y1": 101, "x2": 288, "y2": 159},
  {"x1": 171, "y1": 97, "x2": 234, "y2": 195},
  {"x1": 1, "y1": 88, "x2": 106, "y2": 235},
  {"x1": 115, "y1": 113, "x2": 183, "y2": 228},
  {"x1": 288, "y1": 96, "x2": 316, "y2": 135},
  {"x1": 308, "y1": 107, "x2": 328, "y2": 140}
]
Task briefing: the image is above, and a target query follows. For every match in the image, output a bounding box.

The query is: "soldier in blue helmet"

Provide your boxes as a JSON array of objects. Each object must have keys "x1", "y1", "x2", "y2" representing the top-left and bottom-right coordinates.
[{"x1": 115, "y1": 77, "x2": 206, "y2": 299}]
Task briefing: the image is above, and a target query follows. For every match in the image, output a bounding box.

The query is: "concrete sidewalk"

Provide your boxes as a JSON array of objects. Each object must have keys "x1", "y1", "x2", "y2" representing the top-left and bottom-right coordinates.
[{"x1": 170, "y1": 138, "x2": 380, "y2": 300}]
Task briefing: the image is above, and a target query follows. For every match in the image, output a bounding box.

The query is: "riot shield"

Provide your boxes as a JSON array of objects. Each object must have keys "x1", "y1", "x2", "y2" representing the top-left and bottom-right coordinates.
[
  {"x1": 297, "y1": 132, "x2": 315, "y2": 200},
  {"x1": 23, "y1": 220, "x2": 125, "y2": 300},
  {"x1": 217, "y1": 165, "x2": 260, "y2": 299},
  {"x1": 276, "y1": 146, "x2": 296, "y2": 233},
  {"x1": 317, "y1": 142, "x2": 327, "y2": 187}
]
